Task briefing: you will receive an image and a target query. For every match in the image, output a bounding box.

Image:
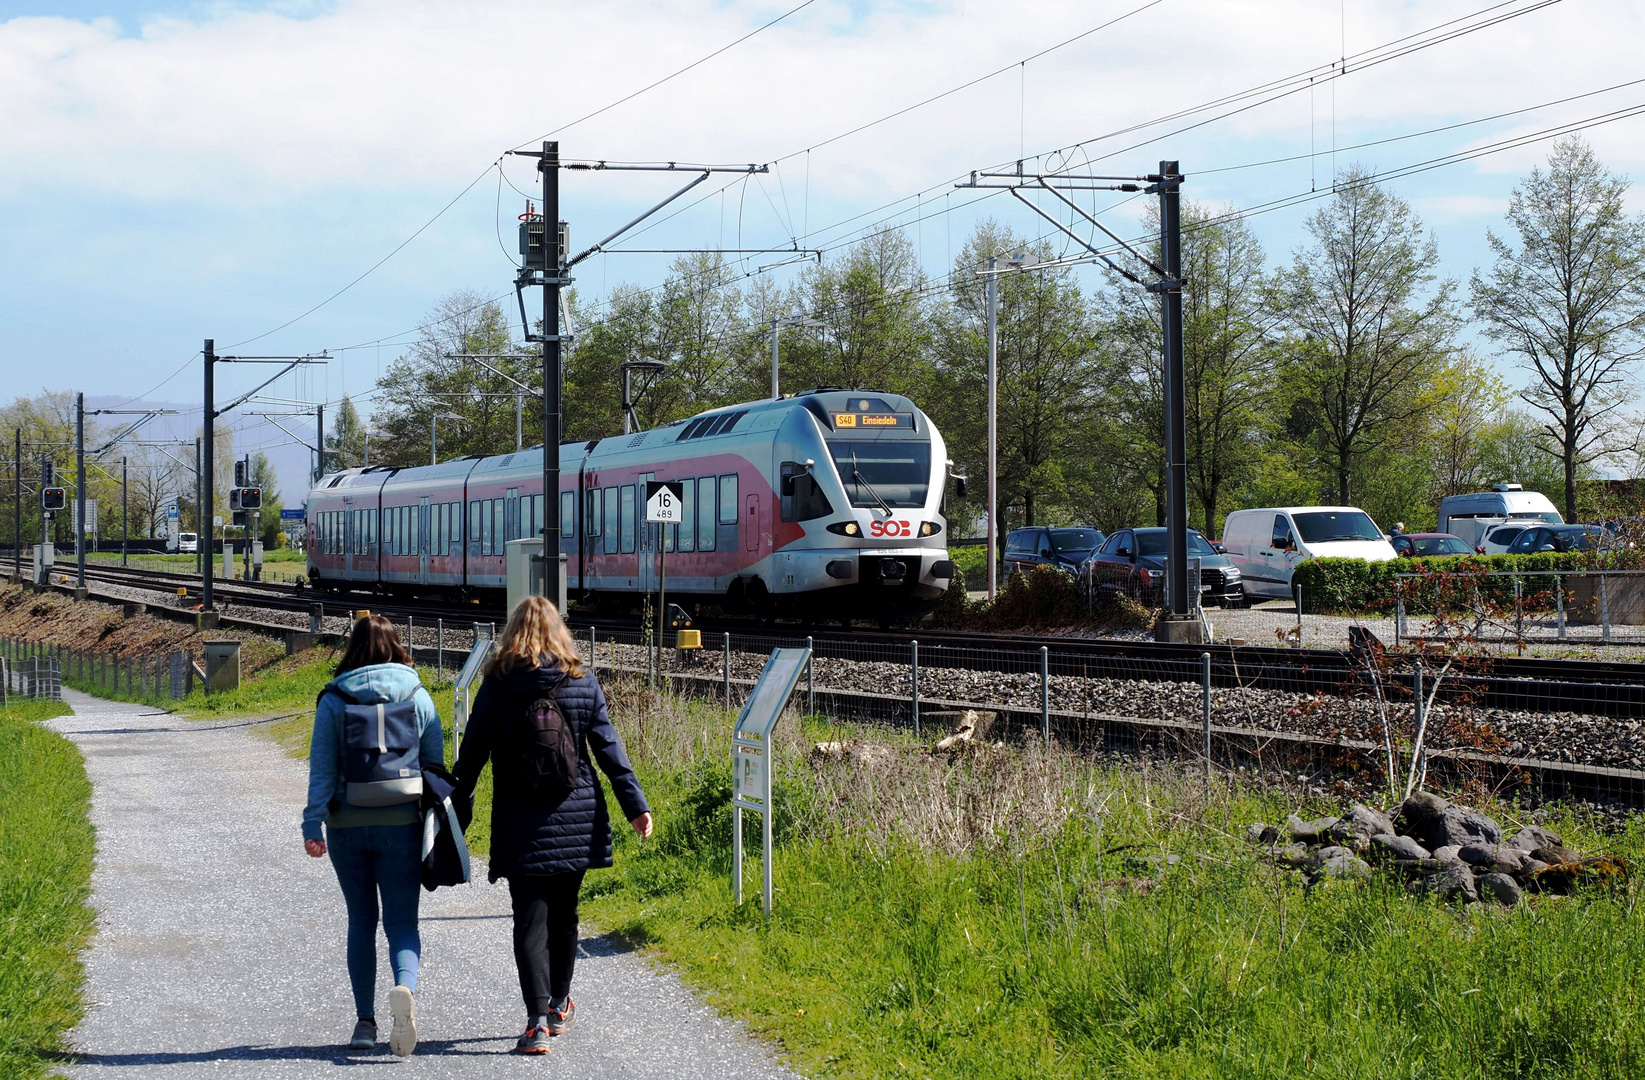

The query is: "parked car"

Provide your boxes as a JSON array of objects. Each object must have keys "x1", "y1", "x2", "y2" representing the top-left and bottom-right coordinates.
[
  {"x1": 1439, "y1": 485, "x2": 1562, "y2": 548},
  {"x1": 1504, "y1": 524, "x2": 1608, "y2": 555},
  {"x1": 1476, "y1": 520, "x2": 1546, "y2": 555},
  {"x1": 1220, "y1": 506, "x2": 1396, "y2": 599},
  {"x1": 174, "y1": 532, "x2": 198, "y2": 554},
  {"x1": 1004, "y1": 526, "x2": 1106, "y2": 578},
  {"x1": 1086, "y1": 527, "x2": 1244, "y2": 606},
  {"x1": 1391, "y1": 533, "x2": 1475, "y2": 558}
]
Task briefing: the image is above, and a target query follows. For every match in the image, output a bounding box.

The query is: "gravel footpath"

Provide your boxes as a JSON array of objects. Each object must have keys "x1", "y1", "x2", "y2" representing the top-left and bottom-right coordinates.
[{"x1": 49, "y1": 690, "x2": 797, "y2": 1079}]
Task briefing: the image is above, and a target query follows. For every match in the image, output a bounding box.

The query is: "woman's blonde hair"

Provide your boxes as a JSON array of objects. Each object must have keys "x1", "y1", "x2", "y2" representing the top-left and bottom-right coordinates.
[{"x1": 487, "y1": 594, "x2": 585, "y2": 678}]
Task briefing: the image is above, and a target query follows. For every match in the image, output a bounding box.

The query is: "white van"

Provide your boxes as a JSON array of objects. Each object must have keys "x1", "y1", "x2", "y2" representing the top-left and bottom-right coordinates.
[
  {"x1": 1221, "y1": 506, "x2": 1396, "y2": 598},
  {"x1": 1438, "y1": 485, "x2": 1561, "y2": 540},
  {"x1": 175, "y1": 532, "x2": 198, "y2": 554}
]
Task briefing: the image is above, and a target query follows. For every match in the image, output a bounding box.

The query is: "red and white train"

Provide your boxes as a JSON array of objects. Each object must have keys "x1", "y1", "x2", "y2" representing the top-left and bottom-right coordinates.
[{"x1": 304, "y1": 389, "x2": 958, "y2": 619}]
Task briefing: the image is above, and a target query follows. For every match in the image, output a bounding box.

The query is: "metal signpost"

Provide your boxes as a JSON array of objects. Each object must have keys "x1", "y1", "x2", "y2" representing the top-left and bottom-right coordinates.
[
  {"x1": 645, "y1": 480, "x2": 683, "y2": 684},
  {"x1": 732, "y1": 646, "x2": 811, "y2": 916},
  {"x1": 451, "y1": 637, "x2": 494, "y2": 743}
]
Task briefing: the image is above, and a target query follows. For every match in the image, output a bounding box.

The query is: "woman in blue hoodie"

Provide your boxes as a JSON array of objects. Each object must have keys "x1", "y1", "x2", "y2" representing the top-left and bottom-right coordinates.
[
  {"x1": 454, "y1": 595, "x2": 651, "y2": 1056},
  {"x1": 303, "y1": 614, "x2": 442, "y2": 1057}
]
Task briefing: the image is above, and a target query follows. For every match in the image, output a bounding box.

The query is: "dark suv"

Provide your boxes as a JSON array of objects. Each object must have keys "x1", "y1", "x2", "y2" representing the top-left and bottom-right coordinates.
[
  {"x1": 1004, "y1": 526, "x2": 1107, "y2": 578},
  {"x1": 1087, "y1": 527, "x2": 1244, "y2": 606}
]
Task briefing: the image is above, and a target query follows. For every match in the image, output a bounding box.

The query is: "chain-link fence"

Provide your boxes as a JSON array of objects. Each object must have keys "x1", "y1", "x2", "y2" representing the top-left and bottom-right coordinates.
[
  {"x1": 1391, "y1": 568, "x2": 1645, "y2": 646},
  {"x1": 1, "y1": 637, "x2": 61, "y2": 702},
  {"x1": 1, "y1": 635, "x2": 200, "y2": 702}
]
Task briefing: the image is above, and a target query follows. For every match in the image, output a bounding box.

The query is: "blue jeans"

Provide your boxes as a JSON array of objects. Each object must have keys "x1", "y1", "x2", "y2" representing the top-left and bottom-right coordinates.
[{"x1": 326, "y1": 822, "x2": 422, "y2": 1018}]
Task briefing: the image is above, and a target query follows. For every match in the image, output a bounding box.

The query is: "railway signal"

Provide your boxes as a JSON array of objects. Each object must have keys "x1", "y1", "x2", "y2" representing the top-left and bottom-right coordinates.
[{"x1": 41, "y1": 486, "x2": 66, "y2": 511}]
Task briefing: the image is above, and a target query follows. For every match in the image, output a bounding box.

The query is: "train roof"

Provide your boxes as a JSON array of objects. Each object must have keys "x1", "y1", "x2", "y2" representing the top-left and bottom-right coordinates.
[{"x1": 306, "y1": 389, "x2": 926, "y2": 498}]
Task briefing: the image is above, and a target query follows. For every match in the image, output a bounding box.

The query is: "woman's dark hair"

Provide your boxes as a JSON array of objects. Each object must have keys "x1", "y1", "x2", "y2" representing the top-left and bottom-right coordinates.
[{"x1": 335, "y1": 614, "x2": 413, "y2": 674}]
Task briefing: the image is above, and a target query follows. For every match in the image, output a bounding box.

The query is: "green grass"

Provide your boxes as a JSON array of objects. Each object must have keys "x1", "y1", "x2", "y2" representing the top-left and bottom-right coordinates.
[
  {"x1": 0, "y1": 697, "x2": 95, "y2": 1080},
  {"x1": 571, "y1": 701, "x2": 1645, "y2": 1080},
  {"x1": 126, "y1": 644, "x2": 1645, "y2": 1078}
]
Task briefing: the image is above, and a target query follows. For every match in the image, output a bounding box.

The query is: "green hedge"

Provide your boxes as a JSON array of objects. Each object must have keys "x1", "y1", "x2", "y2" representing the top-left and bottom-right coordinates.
[{"x1": 1292, "y1": 552, "x2": 1591, "y2": 614}]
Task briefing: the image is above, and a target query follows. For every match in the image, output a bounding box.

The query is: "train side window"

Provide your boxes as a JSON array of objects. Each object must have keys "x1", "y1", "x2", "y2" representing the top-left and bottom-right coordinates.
[
  {"x1": 780, "y1": 462, "x2": 834, "y2": 522},
  {"x1": 561, "y1": 491, "x2": 574, "y2": 538},
  {"x1": 697, "y1": 477, "x2": 716, "y2": 551},
  {"x1": 719, "y1": 474, "x2": 739, "y2": 524},
  {"x1": 619, "y1": 485, "x2": 636, "y2": 554},
  {"x1": 602, "y1": 487, "x2": 618, "y2": 554},
  {"x1": 587, "y1": 489, "x2": 602, "y2": 536},
  {"x1": 639, "y1": 473, "x2": 655, "y2": 552},
  {"x1": 491, "y1": 499, "x2": 503, "y2": 555},
  {"x1": 410, "y1": 505, "x2": 420, "y2": 556},
  {"x1": 480, "y1": 500, "x2": 492, "y2": 556},
  {"x1": 677, "y1": 479, "x2": 695, "y2": 552},
  {"x1": 468, "y1": 500, "x2": 480, "y2": 554}
]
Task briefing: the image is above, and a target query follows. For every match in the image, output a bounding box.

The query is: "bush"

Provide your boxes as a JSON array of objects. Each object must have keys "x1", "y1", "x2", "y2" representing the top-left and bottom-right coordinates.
[
  {"x1": 971, "y1": 565, "x2": 1085, "y2": 629},
  {"x1": 1293, "y1": 552, "x2": 1591, "y2": 614}
]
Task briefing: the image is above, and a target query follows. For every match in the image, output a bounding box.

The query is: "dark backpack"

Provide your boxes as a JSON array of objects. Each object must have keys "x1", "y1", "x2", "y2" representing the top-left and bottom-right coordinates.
[
  {"x1": 514, "y1": 686, "x2": 580, "y2": 805},
  {"x1": 322, "y1": 686, "x2": 424, "y2": 807}
]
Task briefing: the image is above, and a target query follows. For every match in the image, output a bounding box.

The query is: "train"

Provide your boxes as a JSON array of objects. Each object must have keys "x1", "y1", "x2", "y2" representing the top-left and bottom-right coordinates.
[{"x1": 303, "y1": 389, "x2": 959, "y2": 619}]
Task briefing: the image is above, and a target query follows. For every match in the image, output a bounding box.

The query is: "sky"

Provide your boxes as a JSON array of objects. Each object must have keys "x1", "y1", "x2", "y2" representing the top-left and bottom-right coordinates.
[{"x1": 4, "y1": 0, "x2": 1645, "y2": 501}]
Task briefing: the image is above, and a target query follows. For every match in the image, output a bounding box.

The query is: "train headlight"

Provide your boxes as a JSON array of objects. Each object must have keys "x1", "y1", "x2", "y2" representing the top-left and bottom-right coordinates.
[
  {"x1": 918, "y1": 520, "x2": 943, "y2": 537},
  {"x1": 825, "y1": 521, "x2": 862, "y2": 537}
]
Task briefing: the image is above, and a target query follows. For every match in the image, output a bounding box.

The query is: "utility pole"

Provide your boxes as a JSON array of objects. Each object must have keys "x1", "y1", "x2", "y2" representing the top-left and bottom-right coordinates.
[
  {"x1": 315, "y1": 404, "x2": 326, "y2": 483},
  {"x1": 121, "y1": 455, "x2": 128, "y2": 566},
  {"x1": 985, "y1": 257, "x2": 998, "y2": 601},
  {"x1": 194, "y1": 437, "x2": 203, "y2": 578},
  {"x1": 75, "y1": 392, "x2": 86, "y2": 590},
  {"x1": 515, "y1": 390, "x2": 523, "y2": 452},
  {"x1": 203, "y1": 340, "x2": 215, "y2": 614},
  {"x1": 542, "y1": 140, "x2": 564, "y2": 608},
  {"x1": 771, "y1": 316, "x2": 782, "y2": 401},
  {"x1": 13, "y1": 429, "x2": 20, "y2": 582},
  {"x1": 1154, "y1": 161, "x2": 1190, "y2": 628}
]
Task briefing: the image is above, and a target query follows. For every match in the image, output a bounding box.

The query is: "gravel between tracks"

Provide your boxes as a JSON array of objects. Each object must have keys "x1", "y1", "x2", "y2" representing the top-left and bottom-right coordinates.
[{"x1": 48, "y1": 690, "x2": 797, "y2": 1079}]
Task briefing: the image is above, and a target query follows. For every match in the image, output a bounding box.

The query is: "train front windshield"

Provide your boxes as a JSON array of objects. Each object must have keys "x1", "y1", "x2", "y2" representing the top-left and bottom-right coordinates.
[{"x1": 829, "y1": 440, "x2": 932, "y2": 509}]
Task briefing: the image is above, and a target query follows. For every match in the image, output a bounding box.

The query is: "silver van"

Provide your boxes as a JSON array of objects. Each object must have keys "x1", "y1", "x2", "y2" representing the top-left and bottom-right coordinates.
[
  {"x1": 1437, "y1": 485, "x2": 1561, "y2": 543},
  {"x1": 1220, "y1": 506, "x2": 1396, "y2": 599}
]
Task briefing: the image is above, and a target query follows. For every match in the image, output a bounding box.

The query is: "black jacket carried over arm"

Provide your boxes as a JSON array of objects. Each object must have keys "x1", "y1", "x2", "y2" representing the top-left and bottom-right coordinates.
[{"x1": 453, "y1": 661, "x2": 649, "y2": 881}]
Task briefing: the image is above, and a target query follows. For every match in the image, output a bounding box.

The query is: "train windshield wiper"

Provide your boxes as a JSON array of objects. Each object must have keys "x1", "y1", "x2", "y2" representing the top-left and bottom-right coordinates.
[{"x1": 851, "y1": 451, "x2": 895, "y2": 518}]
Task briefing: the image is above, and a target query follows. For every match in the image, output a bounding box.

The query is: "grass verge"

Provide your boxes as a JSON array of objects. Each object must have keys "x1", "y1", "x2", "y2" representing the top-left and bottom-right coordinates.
[
  {"x1": 574, "y1": 681, "x2": 1645, "y2": 1080},
  {"x1": 0, "y1": 696, "x2": 95, "y2": 1080}
]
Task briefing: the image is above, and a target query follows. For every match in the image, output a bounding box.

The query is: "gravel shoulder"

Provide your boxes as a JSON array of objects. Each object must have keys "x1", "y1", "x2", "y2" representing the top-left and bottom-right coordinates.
[{"x1": 49, "y1": 689, "x2": 797, "y2": 1079}]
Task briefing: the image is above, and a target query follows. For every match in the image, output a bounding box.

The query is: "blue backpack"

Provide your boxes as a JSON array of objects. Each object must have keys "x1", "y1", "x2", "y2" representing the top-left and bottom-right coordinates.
[{"x1": 323, "y1": 686, "x2": 424, "y2": 807}]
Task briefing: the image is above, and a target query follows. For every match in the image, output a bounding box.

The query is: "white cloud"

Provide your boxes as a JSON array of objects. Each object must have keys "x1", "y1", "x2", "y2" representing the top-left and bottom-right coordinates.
[{"x1": 4, "y1": 0, "x2": 1644, "y2": 213}]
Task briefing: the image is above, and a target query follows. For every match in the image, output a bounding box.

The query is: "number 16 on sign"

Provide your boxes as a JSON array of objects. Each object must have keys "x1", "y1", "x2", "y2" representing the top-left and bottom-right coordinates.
[{"x1": 645, "y1": 481, "x2": 685, "y2": 684}]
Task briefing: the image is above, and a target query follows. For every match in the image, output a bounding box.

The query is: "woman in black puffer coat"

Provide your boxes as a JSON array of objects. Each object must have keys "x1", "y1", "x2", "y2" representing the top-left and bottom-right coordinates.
[{"x1": 453, "y1": 595, "x2": 650, "y2": 1056}]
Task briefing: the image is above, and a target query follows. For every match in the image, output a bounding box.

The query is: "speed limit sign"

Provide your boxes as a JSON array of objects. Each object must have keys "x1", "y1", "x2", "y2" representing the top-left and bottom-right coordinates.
[{"x1": 645, "y1": 480, "x2": 684, "y2": 523}]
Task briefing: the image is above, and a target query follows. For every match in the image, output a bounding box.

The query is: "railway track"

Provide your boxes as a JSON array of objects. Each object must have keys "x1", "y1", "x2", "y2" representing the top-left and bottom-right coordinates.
[
  {"x1": 54, "y1": 562, "x2": 1645, "y2": 720},
  {"x1": 21, "y1": 565, "x2": 1645, "y2": 809}
]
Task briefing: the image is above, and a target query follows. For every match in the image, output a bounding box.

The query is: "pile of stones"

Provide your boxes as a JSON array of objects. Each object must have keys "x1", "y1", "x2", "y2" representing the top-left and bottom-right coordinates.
[{"x1": 1247, "y1": 792, "x2": 1626, "y2": 905}]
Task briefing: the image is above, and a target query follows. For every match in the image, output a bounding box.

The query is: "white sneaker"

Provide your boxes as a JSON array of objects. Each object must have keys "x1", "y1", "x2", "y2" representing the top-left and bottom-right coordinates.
[{"x1": 388, "y1": 985, "x2": 418, "y2": 1057}]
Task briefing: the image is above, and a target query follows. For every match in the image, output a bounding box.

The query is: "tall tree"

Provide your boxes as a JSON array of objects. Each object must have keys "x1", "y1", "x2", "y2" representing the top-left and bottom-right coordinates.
[
  {"x1": 930, "y1": 223, "x2": 1103, "y2": 529},
  {"x1": 249, "y1": 451, "x2": 284, "y2": 547},
  {"x1": 326, "y1": 396, "x2": 366, "y2": 470},
  {"x1": 1471, "y1": 136, "x2": 1645, "y2": 521},
  {"x1": 372, "y1": 293, "x2": 529, "y2": 464},
  {"x1": 794, "y1": 230, "x2": 930, "y2": 398},
  {"x1": 1098, "y1": 202, "x2": 1273, "y2": 533},
  {"x1": 1274, "y1": 166, "x2": 1459, "y2": 504}
]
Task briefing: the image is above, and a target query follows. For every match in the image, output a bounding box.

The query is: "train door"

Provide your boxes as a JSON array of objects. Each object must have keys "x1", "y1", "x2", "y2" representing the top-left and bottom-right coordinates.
[
  {"x1": 343, "y1": 500, "x2": 354, "y2": 576},
  {"x1": 418, "y1": 497, "x2": 431, "y2": 585},
  {"x1": 745, "y1": 493, "x2": 760, "y2": 552},
  {"x1": 636, "y1": 472, "x2": 656, "y2": 595}
]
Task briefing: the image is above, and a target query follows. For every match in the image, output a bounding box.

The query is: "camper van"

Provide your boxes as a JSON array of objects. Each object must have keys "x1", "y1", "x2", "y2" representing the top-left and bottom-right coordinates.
[
  {"x1": 1220, "y1": 506, "x2": 1396, "y2": 599},
  {"x1": 1437, "y1": 485, "x2": 1561, "y2": 548}
]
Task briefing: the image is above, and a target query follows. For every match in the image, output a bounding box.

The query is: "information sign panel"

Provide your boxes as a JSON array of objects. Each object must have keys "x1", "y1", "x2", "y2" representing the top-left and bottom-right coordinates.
[
  {"x1": 645, "y1": 480, "x2": 684, "y2": 523},
  {"x1": 280, "y1": 508, "x2": 304, "y2": 521},
  {"x1": 731, "y1": 646, "x2": 810, "y2": 915},
  {"x1": 452, "y1": 637, "x2": 494, "y2": 742}
]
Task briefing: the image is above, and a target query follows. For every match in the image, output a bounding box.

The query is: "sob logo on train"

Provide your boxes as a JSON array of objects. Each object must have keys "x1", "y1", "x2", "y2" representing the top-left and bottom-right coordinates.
[{"x1": 868, "y1": 519, "x2": 913, "y2": 537}]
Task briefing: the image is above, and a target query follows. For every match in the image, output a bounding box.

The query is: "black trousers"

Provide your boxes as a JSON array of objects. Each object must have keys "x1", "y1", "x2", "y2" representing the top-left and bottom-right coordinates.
[{"x1": 508, "y1": 871, "x2": 586, "y2": 1014}]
